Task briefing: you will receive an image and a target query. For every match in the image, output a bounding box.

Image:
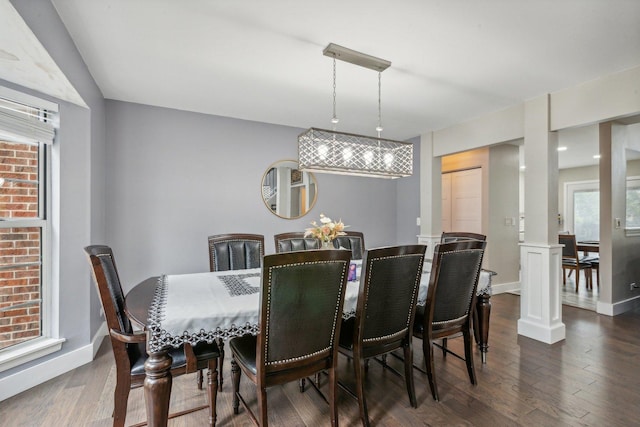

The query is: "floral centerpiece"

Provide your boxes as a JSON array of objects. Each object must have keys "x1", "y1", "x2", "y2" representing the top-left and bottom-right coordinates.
[{"x1": 304, "y1": 213, "x2": 347, "y2": 248}]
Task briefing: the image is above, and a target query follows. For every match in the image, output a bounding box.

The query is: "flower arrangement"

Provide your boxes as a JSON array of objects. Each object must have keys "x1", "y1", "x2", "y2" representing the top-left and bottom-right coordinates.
[{"x1": 304, "y1": 213, "x2": 347, "y2": 244}]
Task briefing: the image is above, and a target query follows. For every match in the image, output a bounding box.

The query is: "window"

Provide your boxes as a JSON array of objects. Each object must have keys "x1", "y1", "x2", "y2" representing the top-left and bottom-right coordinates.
[
  {"x1": 565, "y1": 178, "x2": 640, "y2": 241},
  {"x1": 573, "y1": 188, "x2": 600, "y2": 242},
  {"x1": 0, "y1": 89, "x2": 60, "y2": 371},
  {"x1": 626, "y1": 178, "x2": 640, "y2": 229}
]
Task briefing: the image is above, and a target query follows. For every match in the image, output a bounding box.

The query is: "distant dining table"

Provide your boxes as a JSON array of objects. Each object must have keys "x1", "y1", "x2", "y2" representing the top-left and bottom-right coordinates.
[
  {"x1": 126, "y1": 259, "x2": 495, "y2": 427},
  {"x1": 577, "y1": 240, "x2": 599, "y2": 255}
]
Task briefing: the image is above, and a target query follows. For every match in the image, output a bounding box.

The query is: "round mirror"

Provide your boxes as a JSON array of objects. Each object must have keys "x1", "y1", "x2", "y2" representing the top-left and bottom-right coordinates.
[{"x1": 261, "y1": 160, "x2": 317, "y2": 219}]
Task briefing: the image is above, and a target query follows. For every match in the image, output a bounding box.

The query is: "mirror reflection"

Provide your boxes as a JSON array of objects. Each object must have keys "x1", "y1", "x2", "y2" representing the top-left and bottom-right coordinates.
[{"x1": 261, "y1": 160, "x2": 317, "y2": 219}]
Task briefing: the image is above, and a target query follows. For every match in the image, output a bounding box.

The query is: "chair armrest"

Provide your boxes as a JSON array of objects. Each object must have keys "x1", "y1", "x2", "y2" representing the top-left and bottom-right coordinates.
[{"x1": 109, "y1": 328, "x2": 147, "y2": 344}]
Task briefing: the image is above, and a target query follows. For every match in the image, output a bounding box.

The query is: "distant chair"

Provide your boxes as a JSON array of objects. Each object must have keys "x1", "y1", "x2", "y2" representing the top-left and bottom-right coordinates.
[
  {"x1": 84, "y1": 245, "x2": 220, "y2": 427},
  {"x1": 208, "y1": 233, "x2": 264, "y2": 272},
  {"x1": 273, "y1": 232, "x2": 321, "y2": 253},
  {"x1": 558, "y1": 234, "x2": 592, "y2": 292},
  {"x1": 439, "y1": 232, "x2": 486, "y2": 355},
  {"x1": 229, "y1": 249, "x2": 351, "y2": 426},
  {"x1": 332, "y1": 230, "x2": 365, "y2": 260},
  {"x1": 413, "y1": 240, "x2": 486, "y2": 401},
  {"x1": 440, "y1": 231, "x2": 486, "y2": 243},
  {"x1": 338, "y1": 244, "x2": 426, "y2": 426}
]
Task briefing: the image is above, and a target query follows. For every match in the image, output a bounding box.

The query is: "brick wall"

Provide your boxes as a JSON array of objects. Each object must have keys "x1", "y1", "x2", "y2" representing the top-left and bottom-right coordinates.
[{"x1": 0, "y1": 142, "x2": 41, "y2": 350}]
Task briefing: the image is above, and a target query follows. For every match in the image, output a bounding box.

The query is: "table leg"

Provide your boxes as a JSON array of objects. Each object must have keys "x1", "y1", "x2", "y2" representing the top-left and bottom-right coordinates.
[
  {"x1": 473, "y1": 293, "x2": 491, "y2": 364},
  {"x1": 144, "y1": 348, "x2": 173, "y2": 427}
]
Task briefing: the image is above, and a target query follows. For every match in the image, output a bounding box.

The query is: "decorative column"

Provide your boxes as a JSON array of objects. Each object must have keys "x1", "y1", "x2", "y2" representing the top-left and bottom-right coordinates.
[
  {"x1": 517, "y1": 95, "x2": 565, "y2": 344},
  {"x1": 417, "y1": 132, "x2": 442, "y2": 259}
]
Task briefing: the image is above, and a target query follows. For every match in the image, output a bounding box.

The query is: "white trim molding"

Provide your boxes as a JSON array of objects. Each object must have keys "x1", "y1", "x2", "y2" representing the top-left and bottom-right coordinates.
[
  {"x1": 517, "y1": 243, "x2": 566, "y2": 344},
  {"x1": 597, "y1": 295, "x2": 640, "y2": 316}
]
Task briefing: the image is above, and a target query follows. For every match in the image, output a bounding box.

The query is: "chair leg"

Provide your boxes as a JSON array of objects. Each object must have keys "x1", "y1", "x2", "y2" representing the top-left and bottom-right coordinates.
[
  {"x1": 463, "y1": 329, "x2": 477, "y2": 386},
  {"x1": 575, "y1": 268, "x2": 579, "y2": 292},
  {"x1": 424, "y1": 338, "x2": 438, "y2": 401},
  {"x1": 442, "y1": 338, "x2": 448, "y2": 357},
  {"x1": 217, "y1": 338, "x2": 224, "y2": 391},
  {"x1": 328, "y1": 367, "x2": 338, "y2": 427},
  {"x1": 403, "y1": 343, "x2": 417, "y2": 408},
  {"x1": 562, "y1": 267, "x2": 566, "y2": 285},
  {"x1": 354, "y1": 351, "x2": 370, "y2": 427},
  {"x1": 113, "y1": 374, "x2": 130, "y2": 427},
  {"x1": 257, "y1": 386, "x2": 268, "y2": 426},
  {"x1": 231, "y1": 357, "x2": 241, "y2": 415},
  {"x1": 207, "y1": 362, "x2": 218, "y2": 426},
  {"x1": 197, "y1": 369, "x2": 204, "y2": 390}
]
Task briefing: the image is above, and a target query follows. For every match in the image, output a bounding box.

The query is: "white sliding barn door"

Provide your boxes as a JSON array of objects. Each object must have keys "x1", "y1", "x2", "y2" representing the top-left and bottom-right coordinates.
[{"x1": 442, "y1": 168, "x2": 482, "y2": 233}]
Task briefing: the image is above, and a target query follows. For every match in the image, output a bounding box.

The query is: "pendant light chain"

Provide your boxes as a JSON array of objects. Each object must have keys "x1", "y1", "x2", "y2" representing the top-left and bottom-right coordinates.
[
  {"x1": 331, "y1": 55, "x2": 339, "y2": 129},
  {"x1": 376, "y1": 71, "x2": 383, "y2": 137}
]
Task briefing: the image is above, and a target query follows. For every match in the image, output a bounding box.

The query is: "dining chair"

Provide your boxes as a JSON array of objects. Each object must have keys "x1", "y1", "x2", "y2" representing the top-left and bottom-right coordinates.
[
  {"x1": 273, "y1": 231, "x2": 321, "y2": 253},
  {"x1": 84, "y1": 245, "x2": 221, "y2": 427},
  {"x1": 558, "y1": 234, "x2": 592, "y2": 291},
  {"x1": 338, "y1": 244, "x2": 426, "y2": 426},
  {"x1": 229, "y1": 249, "x2": 351, "y2": 427},
  {"x1": 440, "y1": 231, "x2": 486, "y2": 243},
  {"x1": 332, "y1": 230, "x2": 365, "y2": 260},
  {"x1": 413, "y1": 240, "x2": 486, "y2": 401},
  {"x1": 207, "y1": 233, "x2": 264, "y2": 390},
  {"x1": 208, "y1": 233, "x2": 264, "y2": 272}
]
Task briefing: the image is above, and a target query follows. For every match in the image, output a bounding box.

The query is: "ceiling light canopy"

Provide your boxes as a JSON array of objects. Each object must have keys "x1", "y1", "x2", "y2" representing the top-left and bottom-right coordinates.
[{"x1": 298, "y1": 43, "x2": 412, "y2": 179}]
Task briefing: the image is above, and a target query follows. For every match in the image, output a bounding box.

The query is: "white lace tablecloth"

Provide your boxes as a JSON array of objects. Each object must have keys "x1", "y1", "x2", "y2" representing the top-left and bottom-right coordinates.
[{"x1": 146, "y1": 261, "x2": 494, "y2": 352}]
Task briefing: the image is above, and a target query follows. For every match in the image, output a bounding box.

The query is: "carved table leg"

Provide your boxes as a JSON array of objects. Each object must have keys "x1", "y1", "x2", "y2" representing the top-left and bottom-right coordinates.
[
  {"x1": 144, "y1": 348, "x2": 173, "y2": 427},
  {"x1": 473, "y1": 292, "x2": 491, "y2": 364}
]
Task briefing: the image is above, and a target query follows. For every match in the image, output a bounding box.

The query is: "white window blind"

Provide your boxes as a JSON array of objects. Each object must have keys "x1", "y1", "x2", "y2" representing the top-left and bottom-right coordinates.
[{"x1": 0, "y1": 97, "x2": 56, "y2": 144}]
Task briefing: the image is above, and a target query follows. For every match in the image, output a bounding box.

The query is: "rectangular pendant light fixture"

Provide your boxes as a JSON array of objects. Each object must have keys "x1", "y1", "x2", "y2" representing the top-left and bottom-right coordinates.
[{"x1": 298, "y1": 44, "x2": 412, "y2": 179}]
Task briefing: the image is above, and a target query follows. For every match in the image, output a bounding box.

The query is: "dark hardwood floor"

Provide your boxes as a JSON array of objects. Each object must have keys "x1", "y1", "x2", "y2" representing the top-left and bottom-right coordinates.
[{"x1": 1, "y1": 293, "x2": 639, "y2": 426}]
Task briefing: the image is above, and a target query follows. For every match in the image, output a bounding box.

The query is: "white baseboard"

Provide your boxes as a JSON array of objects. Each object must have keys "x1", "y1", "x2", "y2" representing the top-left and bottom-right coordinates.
[
  {"x1": 92, "y1": 321, "x2": 108, "y2": 358},
  {"x1": 597, "y1": 295, "x2": 640, "y2": 316},
  {"x1": 491, "y1": 281, "x2": 520, "y2": 294},
  {"x1": 0, "y1": 323, "x2": 108, "y2": 402}
]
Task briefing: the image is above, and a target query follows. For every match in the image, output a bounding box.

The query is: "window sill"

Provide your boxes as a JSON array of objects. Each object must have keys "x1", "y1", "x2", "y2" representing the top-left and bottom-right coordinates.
[
  {"x1": 0, "y1": 337, "x2": 65, "y2": 373},
  {"x1": 625, "y1": 227, "x2": 640, "y2": 237}
]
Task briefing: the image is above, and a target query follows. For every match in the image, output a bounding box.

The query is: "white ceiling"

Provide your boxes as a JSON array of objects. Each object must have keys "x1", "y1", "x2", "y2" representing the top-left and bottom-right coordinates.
[{"x1": 5, "y1": 1, "x2": 640, "y2": 168}]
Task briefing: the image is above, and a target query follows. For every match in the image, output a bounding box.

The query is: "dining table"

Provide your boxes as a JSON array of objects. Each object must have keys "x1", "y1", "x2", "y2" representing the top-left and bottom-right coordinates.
[
  {"x1": 577, "y1": 240, "x2": 599, "y2": 255},
  {"x1": 125, "y1": 259, "x2": 495, "y2": 427}
]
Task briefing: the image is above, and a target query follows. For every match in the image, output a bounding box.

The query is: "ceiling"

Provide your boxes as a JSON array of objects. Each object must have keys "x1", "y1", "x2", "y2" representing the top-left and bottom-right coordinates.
[{"x1": 5, "y1": 1, "x2": 640, "y2": 168}]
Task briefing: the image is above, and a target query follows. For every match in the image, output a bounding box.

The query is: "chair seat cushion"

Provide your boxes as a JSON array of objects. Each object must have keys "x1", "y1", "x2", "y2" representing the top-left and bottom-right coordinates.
[
  {"x1": 229, "y1": 334, "x2": 258, "y2": 375},
  {"x1": 130, "y1": 343, "x2": 189, "y2": 376},
  {"x1": 562, "y1": 259, "x2": 591, "y2": 268}
]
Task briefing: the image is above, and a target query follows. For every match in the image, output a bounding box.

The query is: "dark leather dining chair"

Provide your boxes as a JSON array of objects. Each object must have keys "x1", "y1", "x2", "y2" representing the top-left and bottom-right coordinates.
[
  {"x1": 207, "y1": 233, "x2": 264, "y2": 390},
  {"x1": 413, "y1": 240, "x2": 486, "y2": 401},
  {"x1": 229, "y1": 249, "x2": 351, "y2": 427},
  {"x1": 208, "y1": 233, "x2": 264, "y2": 272},
  {"x1": 273, "y1": 231, "x2": 321, "y2": 253},
  {"x1": 332, "y1": 230, "x2": 365, "y2": 260},
  {"x1": 440, "y1": 231, "x2": 486, "y2": 243},
  {"x1": 338, "y1": 244, "x2": 426, "y2": 426},
  {"x1": 558, "y1": 234, "x2": 592, "y2": 291},
  {"x1": 84, "y1": 245, "x2": 221, "y2": 427}
]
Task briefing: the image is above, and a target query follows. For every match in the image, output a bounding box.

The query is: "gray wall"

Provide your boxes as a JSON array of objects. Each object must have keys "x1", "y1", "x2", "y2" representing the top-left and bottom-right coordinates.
[
  {"x1": 105, "y1": 100, "x2": 417, "y2": 290},
  {"x1": 2, "y1": 0, "x2": 106, "y2": 377},
  {"x1": 488, "y1": 144, "x2": 520, "y2": 284}
]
